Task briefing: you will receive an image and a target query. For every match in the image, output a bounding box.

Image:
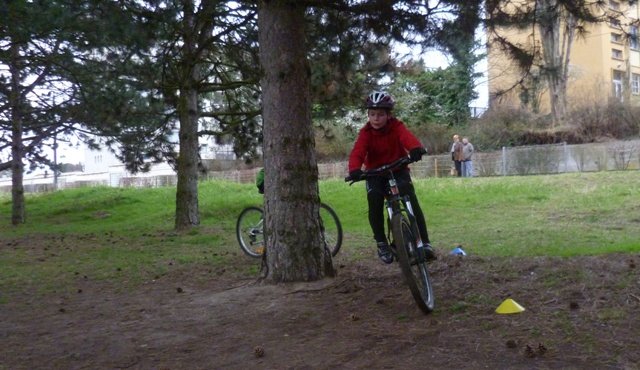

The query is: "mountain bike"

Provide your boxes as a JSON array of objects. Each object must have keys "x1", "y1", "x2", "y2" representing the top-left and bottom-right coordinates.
[
  {"x1": 345, "y1": 156, "x2": 435, "y2": 314},
  {"x1": 236, "y1": 202, "x2": 343, "y2": 258}
]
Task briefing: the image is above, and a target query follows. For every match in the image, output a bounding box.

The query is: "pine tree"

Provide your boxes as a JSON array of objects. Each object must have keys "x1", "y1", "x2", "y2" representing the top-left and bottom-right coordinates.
[{"x1": 0, "y1": 0, "x2": 112, "y2": 224}]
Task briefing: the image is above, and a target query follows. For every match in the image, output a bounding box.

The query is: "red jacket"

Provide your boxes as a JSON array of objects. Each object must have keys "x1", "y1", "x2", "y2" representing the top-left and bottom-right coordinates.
[{"x1": 348, "y1": 117, "x2": 423, "y2": 172}]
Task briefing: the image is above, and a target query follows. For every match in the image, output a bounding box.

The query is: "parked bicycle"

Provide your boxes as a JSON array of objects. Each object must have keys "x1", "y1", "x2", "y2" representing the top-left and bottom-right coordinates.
[
  {"x1": 236, "y1": 202, "x2": 343, "y2": 258},
  {"x1": 346, "y1": 156, "x2": 435, "y2": 314}
]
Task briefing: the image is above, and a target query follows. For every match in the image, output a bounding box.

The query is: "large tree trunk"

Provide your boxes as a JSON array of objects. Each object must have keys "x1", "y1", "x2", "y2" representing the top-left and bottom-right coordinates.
[
  {"x1": 537, "y1": 0, "x2": 569, "y2": 127},
  {"x1": 174, "y1": 86, "x2": 200, "y2": 230},
  {"x1": 9, "y1": 42, "x2": 25, "y2": 225},
  {"x1": 258, "y1": 1, "x2": 335, "y2": 282},
  {"x1": 174, "y1": 2, "x2": 200, "y2": 231}
]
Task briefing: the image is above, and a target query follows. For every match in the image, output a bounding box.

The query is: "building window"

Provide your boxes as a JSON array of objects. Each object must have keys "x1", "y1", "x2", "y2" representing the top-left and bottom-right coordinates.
[
  {"x1": 609, "y1": 16, "x2": 621, "y2": 28},
  {"x1": 613, "y1": 70, "x2": 624, "y2": 100},
  {"x1": 611, "y1": 33, "x2": 623, "y2": 43},
  {"x1": 612, "y1": 48, "x2": 623, "y2": 59},
  {"x1": 633, "y1": 74, "x2": 640, "y2": 95},
  {"x1": 630, "y1": 26, "x2": 639, "y2": 50}
]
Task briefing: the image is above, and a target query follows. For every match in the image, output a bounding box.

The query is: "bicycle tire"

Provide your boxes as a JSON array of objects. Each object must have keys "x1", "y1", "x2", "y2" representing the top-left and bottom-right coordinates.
[
  {"x1": 319, "y1": 203, "x2": 343, "y2": 257},
  {"x1": 236, "y1": 206, "x2": 265, "y2": 258},
  {"x1": 392, "y1": 213, "x2": 435, "y2": 314}
]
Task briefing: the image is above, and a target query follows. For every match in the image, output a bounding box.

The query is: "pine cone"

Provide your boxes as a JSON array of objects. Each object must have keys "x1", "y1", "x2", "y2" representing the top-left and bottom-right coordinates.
[
  {"x1": 537, "y1": 343, "x2": 547, "y2": 355},
  {"x1": 524, "y1": 344, "x2": 536, "y2": 358},
  {"x1": 569, "y1": 301, "x2": 580, "y2": 310},
  {"x1": 254, "y1": 345, "x2": 265, "y2": 358}
]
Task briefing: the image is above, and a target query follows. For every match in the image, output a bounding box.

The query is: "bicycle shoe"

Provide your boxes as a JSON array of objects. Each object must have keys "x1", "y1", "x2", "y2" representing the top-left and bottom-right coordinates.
[
  {"x1": 377, "y1": 242, "x2": 394, "y2": 264},
  {"x1": 424, "y1": 243, "x2": 437, "y2": 261}
]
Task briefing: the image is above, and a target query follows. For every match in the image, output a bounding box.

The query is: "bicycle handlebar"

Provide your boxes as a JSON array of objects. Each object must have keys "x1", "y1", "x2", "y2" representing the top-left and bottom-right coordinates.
[{"x1": 344, "y1": 156, "x2": 415, "y2": 184}]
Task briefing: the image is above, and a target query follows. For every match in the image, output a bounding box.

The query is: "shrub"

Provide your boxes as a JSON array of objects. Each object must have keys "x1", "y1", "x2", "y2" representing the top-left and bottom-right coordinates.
[
  {"x1": 570, "y1": 102, "x2": 640, "y2": 141},
  {"x1": 409, "y1": 123, "x2": 457, "y2": 155},
  {"x1": 467, "y1": 107, "x2": 534, "y2": 150},
  {"x1": 314, "y1": 118, "x2": 358, "y2": 161}
]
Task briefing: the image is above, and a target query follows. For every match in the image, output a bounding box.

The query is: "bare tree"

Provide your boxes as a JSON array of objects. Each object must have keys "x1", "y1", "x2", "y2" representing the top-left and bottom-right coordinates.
[
  {"x1": 536, "y1": 0, "x2": 574, "y2": 125},
  {"x1": 486, "y1": 0, "x2": 606, "y2": 126}
]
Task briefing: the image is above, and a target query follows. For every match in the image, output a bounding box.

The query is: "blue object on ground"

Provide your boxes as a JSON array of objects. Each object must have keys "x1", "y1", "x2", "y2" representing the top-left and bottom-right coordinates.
[{"x1": 450, "y1": 246, "x2": 467, "y2": 256}]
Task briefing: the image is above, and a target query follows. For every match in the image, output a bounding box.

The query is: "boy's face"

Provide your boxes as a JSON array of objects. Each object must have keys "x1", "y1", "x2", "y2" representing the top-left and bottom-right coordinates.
[{"x1": 367, "y1": 109, "x2": 389, "y2": 129}]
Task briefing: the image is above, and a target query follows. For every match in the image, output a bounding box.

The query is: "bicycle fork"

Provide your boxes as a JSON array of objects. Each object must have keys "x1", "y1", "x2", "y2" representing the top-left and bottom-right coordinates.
[
  {"x1": 385, "y1": 178, "x2": 425, "y2": 260},
  {"x1": 401, "y1": 196, "x2": 424, "y2": 248}
]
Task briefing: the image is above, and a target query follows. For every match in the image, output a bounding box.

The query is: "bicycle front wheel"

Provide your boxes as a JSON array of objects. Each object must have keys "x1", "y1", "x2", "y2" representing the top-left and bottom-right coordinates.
[
  {"x1": 392, "y1": 213, "x2": 435, "y2": 314},
  {"x1": 319, "y1": 203, "x2": 343, "y2": 257},
  {"x1": 236, "y1": 206, "x2": 265, "y2": 258}
]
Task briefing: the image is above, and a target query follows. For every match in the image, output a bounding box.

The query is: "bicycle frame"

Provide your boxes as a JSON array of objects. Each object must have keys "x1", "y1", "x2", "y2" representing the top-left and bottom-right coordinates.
[
  {"x1": 383, "y1": 172, "x2": 425, "y2": 251},
  {"x1": 385, "y1": 170, "x2": 425, "y2": 264},
  {"x1": 349, "y1": 156, "x2": 425, "y2": 255}
]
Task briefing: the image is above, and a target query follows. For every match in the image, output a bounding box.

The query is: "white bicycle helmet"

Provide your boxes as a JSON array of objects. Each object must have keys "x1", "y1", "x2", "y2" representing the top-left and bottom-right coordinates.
[{"x1": 366, "y1": 91, "x2": 395, "y2": 109}]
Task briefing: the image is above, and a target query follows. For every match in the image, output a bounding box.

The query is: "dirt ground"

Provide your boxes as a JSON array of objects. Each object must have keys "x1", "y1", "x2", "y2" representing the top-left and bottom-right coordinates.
[{"x1": 2, "y1": 246, "x2": 639, "y2": 370}]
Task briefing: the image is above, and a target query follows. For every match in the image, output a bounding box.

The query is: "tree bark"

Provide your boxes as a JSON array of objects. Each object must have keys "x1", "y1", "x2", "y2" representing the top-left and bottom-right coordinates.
[
  {"x1": 174, "y1": 1, "x2": 201, "y2": 230},
  {"x1": 258, "y1": 0, "x2": 335, "y2": 282},
  {"x1": 174, "y1": 86, "x2": 201, "y2": 230},
  {"x1": 9, "y1": 42, "x2": 25, "y2": 225}
]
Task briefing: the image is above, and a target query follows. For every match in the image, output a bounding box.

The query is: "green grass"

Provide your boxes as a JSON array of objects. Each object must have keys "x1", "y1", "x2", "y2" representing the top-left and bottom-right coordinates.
[
  {"x1": 1, "y1": 171, "x2": 639, "y2": 294},
  {"x1": 323, "y1": 171, "x2": 640, "y2": 257}
]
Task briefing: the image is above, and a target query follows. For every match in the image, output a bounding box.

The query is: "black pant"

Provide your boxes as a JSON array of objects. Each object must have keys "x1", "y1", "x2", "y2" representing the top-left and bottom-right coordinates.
[
  {"x1": 366, "y1": 169, "x2": 430, "y2": 245},
  {"x1": 454, "y1": 160, "x2": 462, "y2": 177}
]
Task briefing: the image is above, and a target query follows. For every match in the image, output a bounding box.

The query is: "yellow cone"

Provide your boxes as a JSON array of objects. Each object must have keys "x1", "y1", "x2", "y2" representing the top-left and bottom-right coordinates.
[{"x1": 495, "y1": 298, "x2": 526, "y2": 314}]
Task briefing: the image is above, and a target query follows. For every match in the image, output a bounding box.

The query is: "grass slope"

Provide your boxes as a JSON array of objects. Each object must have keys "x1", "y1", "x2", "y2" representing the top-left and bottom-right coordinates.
[{"x1": 1, "y1": 171, "x2": 639, "y2": 294}]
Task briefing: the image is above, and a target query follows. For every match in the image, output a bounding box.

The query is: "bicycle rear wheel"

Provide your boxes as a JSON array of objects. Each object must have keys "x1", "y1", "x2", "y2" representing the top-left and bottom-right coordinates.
[
  {"x1": 392, "y1": 213, "x2": 435, "y2": 314},
  {"x1": 319, "y1": 203, "x2": 343, "y2": 257},
  {"x1": 236, "y1": 206, "x2": 265, "y2": 258}
]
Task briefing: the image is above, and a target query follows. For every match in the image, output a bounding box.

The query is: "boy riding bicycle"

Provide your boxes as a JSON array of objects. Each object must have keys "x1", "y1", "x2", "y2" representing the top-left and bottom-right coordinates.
[{"x1": 348, "y1": 91, "x2": 436, "y2": 264}]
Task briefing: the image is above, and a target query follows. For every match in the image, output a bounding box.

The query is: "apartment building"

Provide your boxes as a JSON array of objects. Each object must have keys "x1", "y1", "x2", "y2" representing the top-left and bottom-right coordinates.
[{"x1": 487, "y1": 0, "x2": 640, "y2": 112}]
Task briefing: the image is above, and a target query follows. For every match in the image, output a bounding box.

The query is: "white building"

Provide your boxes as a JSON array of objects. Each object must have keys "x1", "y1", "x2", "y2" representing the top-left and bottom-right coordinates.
[{"x1": 0, "y1": 132, "x2": 237, "y2": 192}]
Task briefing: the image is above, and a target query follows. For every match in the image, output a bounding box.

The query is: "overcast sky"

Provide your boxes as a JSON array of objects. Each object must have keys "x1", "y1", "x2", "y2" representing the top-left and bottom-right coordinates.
[{"x1": 46, "y1": 44, "x2": 488, "y2": 167}]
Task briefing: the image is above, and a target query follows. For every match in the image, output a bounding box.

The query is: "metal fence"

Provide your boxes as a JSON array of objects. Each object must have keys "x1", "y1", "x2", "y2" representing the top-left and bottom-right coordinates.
[
  {"x1": 474, "y1": 140, "x2": 640, "y2": 177},
  {"x1": 200, "y1": 139, "x2": 640, "y2": 182},
  {"x1": 2, "y1": 140, "x2": 639, "y2": 193},
  {"x1": 405, "y1": 140, "x2": 640, "y2": 178}
]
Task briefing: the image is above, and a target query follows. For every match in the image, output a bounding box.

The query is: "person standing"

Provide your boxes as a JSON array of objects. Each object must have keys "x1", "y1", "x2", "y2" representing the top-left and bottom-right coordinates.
[
  {"x1": 451, "y1": 134, "x2": 463, "y2": 177},
  {"x1": 461, "y1": 137, "x2": 474, "y2": 177}
]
